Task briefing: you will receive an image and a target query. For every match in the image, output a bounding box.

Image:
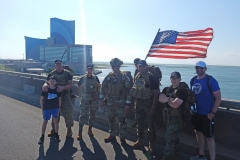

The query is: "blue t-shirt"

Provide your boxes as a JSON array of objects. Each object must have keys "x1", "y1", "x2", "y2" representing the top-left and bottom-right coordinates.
[{"x1": 191, "y1": 74, "x2": 220, "y2": 115}]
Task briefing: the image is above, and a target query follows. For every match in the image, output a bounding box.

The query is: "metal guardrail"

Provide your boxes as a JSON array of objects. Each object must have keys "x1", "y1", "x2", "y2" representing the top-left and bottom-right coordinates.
[{"x1": 1, "y1": 70, "x2": 240, "y2": 111}]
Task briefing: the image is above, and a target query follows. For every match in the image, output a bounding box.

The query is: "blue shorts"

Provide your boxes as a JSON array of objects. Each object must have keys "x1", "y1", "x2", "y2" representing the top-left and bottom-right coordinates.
[{"x1": 43, "y1": 108, "x2": 59, "y2": 120}]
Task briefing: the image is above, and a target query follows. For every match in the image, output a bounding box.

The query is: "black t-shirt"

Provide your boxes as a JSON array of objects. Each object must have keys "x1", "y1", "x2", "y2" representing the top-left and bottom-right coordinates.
[
  {"x1": 78, "y1": 75, "x2": 100, "y2": 86},
  {"x1": 41, "y1": 88, "x2": 61, "y2": 110},
  {"x1": 162, "y1": 86, "x2": 188, "y2": 108},
  {"x1": 47, "y1": 70, "x2": 73, "y2": 81},
  {"x1": 138, "y1": 75, "x2": 159, "y2": 90}
]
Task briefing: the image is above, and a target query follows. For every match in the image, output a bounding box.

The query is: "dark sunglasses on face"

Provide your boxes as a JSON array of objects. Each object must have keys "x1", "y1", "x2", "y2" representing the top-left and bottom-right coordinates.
[
  {"x1": 112, "y1": 65, "x2": 120, "y2": 68},
  {"x1": 195, "y1": 66, "x2": 205, "y2": 70}
]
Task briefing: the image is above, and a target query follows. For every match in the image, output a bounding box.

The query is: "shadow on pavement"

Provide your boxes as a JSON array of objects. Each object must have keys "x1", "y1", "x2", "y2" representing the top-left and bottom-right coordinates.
[
  {"x1": 45, "y1": 137, "x2": 60, "y2": 159},
  {"x1": 58, "y1": 137, "x2": 78, "y2": 160},
  {"x1": 90, "y1": 136, "x2": 107, "y2": 159},
  {"x1": 110, "y1": 140, "x2": 128, "y2": 160},
  {"x1": 79, "y1": 139, "x2": 95, "y2": 159},
  {"x1": 121, "y1": 143, "x2": 137, "y2": 160},
  {"x1": 37, "y1": 145, "x2": 45, "y2": 160}
]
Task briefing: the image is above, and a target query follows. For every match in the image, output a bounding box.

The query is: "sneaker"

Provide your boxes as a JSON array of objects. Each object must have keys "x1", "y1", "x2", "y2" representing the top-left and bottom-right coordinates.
[
  {"x1": 38, "y1": 136, "x2": 44, "y2": 144},
  {"x1": 55, "y1": 134, "x2": 61, "y2": 143},
  {"x1": 190, "y1": 155, "x2": 207, "y2": 160}
]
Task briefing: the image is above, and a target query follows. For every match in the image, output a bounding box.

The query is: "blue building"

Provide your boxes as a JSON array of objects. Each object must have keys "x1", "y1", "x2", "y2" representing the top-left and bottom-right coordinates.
[
  {"x1": 24, "y1": 37, "x2": 46, "y2": 60},
  {"x1": 50, "y1": 18, "x2": 75, "y2": 45},
  {"x1": 24, "y1": 18, "x2": 92, "y2": 74}
]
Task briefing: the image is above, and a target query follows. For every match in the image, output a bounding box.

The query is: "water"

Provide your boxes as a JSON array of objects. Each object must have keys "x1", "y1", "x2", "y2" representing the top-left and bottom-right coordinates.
[{"x1": 96, "y1": 63, "x2": 240, "y2": 101}]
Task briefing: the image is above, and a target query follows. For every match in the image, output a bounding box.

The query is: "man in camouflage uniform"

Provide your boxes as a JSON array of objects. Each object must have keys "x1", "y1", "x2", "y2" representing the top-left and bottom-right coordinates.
[
  {"x1": 100, "y1": 58, "x2": 131, "y2": 146},
  {"x1": 42, "y1": 59, "x2": 74, "y2": 138},
  {"x1": 130, "y1": 58, "x2": 141, "y2": 128},
  {"x1": 77, "y1": 63, "x2": 100, "y2": 140},
  {"x1": 133, "y1": 58, "x2": 140, "y2": 79},
  {"x1": 159, "y1": 72, "x2": 188, "y2": 160},
  {"x1": 130, "y1": 60, "x2": 159, "y2": 155}
]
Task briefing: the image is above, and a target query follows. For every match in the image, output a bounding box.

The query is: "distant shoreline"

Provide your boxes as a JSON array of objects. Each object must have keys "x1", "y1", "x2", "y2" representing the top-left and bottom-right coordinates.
[{"x1": 93, "y1": 62, "x2": 240, "y2": 67}]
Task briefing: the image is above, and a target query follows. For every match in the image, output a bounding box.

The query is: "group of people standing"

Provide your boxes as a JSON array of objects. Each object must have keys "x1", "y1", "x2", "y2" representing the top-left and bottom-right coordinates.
[{"x1": 38, "y1": 57, "x2": 221, "y2": 160}]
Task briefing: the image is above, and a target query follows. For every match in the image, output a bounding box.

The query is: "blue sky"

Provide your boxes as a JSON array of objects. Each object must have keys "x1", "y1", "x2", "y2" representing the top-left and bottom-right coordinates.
[{"x1": 0, "y1": 0, "x2": 240, "y2": 66}]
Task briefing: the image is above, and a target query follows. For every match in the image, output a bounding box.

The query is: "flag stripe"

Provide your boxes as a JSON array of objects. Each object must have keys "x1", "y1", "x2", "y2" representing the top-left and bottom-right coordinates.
[
  {"x1": 147, "y1": 54, "x2": 206, "y2": 59},
  {"x1": 147, "y1": 28, "x2": 213, "y2": 59},
  {"x1": 148, "y1": 50, "x2": 206, "y2": 56},
  {"x1": 175, "y1": 41, "x2": 210, "y2": 46},
  {"x1": 176, "y1": 37, "x2": 212, "y2": 41},
  {"x1": 153, "y1": 41, "x2": 210, "y2": 46},
  {"x1": 178, "y1": 33, "x2": 213, "y2": 37},
  {"x1": 150, "y1": 45, "x2": 207, "y2": 52}
]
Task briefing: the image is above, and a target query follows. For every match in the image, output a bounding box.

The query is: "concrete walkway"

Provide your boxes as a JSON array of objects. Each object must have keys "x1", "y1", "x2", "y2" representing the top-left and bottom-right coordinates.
[{"x1": 0, "y1": 85, "x2": 238, "y2": 160}]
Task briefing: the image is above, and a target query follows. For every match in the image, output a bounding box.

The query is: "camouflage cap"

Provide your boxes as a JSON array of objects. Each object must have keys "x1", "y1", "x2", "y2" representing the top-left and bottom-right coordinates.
[{"x1": 110, "y1": 58, "x2": 123, "y2": 66}]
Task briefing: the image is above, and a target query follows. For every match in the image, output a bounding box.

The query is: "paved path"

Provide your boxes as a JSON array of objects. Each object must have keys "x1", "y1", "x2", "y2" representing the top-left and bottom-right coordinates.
[
  {"x1": 0, "y1": 94, "x2": 237, "y2": 160},
  {"x1": 0, "y1": 94, "x2": 165, "y2": 160}
]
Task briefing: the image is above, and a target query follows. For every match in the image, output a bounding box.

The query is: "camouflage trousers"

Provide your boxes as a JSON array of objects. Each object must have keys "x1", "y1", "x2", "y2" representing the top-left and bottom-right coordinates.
[
  {"x1": 136, "y1": 98, "x2": 156, "y2": 142},
  {"x1": 106, "y1": 103, "x2": 127, "y2": 139},
  {"x1": 79, "y1": 98, "x2": 98, "y2": 128},
  {"x1": 163, "y1": 116, "x2": 181, "y2": 159},
  {"x1": 51, "y1": 92, "x2": 73, "y2": 128}
]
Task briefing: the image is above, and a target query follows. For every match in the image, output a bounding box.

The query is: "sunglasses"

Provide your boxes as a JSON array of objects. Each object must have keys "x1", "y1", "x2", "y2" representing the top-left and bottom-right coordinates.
[
  {"x1": 112, "y1": 65, "x2": 120, "y2": 68},
  {"x1": 195, "y1": 66, "x2": 205, "y2": 70}
]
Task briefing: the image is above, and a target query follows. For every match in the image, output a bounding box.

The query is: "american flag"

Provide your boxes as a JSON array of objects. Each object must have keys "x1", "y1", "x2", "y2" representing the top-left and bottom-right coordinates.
[{"x1": 147, "y1": 28, "x2": 213, "y2": 59}]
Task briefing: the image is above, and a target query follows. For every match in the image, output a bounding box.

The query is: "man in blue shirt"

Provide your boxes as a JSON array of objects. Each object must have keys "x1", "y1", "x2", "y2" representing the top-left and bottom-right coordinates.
[{"x1": 190, "y1": 61, "x2": 221, "y2": 160}]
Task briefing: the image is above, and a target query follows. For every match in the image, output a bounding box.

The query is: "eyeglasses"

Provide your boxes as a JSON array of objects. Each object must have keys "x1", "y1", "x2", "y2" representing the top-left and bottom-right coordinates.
[
  {"x1": 112, "y1": 65, "x2": 120, "y2": 68},
  {"x1": 195, "y1": 66, "x2": 205, "y2": 70}
]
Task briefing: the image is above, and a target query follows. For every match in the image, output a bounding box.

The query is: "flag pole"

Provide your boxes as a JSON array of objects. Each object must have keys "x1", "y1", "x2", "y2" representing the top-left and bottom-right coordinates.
[{"x1": 145, "y1": 28, "x2": 160, "y2": 60}]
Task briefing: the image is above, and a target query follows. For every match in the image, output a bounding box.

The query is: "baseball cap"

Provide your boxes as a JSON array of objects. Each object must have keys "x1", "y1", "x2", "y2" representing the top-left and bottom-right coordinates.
[
  {"x1": 195, "y1": 61, "x2": 206, "y2": 68},
  {"x1": 55, "y1": 59, "x2": 62, "y2": 64},
  {"x1": 170, "y1": 71, "x2": 181, "y2": 78},
  {"x1": 138, "y1": 60, "x2": 148, "y2": 66},
  {"x1": 48, "y1": 76, "x2": 57, "y2": 81},
  {"x1": 134, "y1": 58, "x2": 141, "y2": 64},
  {"x1": 87, "y1": 63, "x2": 93, "y2": 68}
]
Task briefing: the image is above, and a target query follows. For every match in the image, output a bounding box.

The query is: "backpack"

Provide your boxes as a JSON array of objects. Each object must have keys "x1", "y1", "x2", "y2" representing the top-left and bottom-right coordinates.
[
  {"x1": 166, "y1": 82, "x2": 195, "y2": 128},
  {"x1": 147, "y1": 65, "x2": 162, "y2": 85},
  {"x1": 190, "y1": 75, "x2": 214, "y2": 101},
  {"x1": 122, "y1": 71, "x2": 133, "y2": 87},
  {"x1": 178, "y1": 82, "x2": 195, "y2": 123}
]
